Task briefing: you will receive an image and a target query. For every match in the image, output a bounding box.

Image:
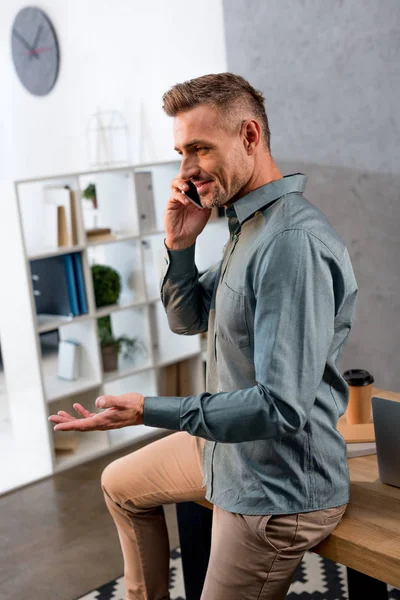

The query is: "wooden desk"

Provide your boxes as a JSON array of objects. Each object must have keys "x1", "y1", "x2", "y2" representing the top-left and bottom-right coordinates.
[
  {"x1": 315, "y1": 387, "x2": 400, "y2": 591},
  {"x1": 176, "y1": 387, "x2": 400, "y2": 599}
]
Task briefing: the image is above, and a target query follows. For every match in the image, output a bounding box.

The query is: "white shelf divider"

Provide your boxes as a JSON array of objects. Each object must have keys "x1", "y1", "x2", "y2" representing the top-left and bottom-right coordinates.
[
  {"x1": 102, "y1": 362, "x2": 154, "y2": 384},
  {"x1": 86, "y1": 232, "x2": 139, "y2": 247},
  {"x1": 54, "y1": 430, "x2": 110, "y2": 471},
  {"x1": 37, "y1": 313, "x2": 92, "y2": 334},
  {"x1": 28, "y1": 243, "x2": 86, "y2": 262},
  {"x1": 45, "y1": 376, "x2": 102, "y2": 404},
  {"x1": 94, "y1": 298, "x2": 150, "y2": 319}
]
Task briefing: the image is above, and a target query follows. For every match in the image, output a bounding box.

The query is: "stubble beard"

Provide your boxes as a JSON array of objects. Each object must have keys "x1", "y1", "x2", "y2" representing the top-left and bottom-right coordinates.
[{"x1": 202, "y1": 171, "x2": 247, "y2": 209}]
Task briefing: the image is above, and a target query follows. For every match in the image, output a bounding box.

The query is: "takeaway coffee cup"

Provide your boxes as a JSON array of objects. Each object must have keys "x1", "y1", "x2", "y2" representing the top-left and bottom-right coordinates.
[{"x1": 343, "y1": 369, "x2": 375, "y2": 425}]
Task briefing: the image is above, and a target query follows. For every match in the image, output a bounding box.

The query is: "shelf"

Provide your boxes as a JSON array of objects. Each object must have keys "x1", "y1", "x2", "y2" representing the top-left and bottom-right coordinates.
[
  {"x1": 45, "y1": 376, "x2": 102, "y2": 403},
  {"x1": 155, "y1": 351, "x2": 202, "y2": 369},
  {"x1": 98, "y1": 305, "x2": 152, "y2": 376},
  {"x1": 86, "y1": 230, "x2": 139, "y2": 247},
  {"x1": 142, "y1": 233, "x2": 167, "y2": 299},
  {"x1": 54, "y1": 430, "x2": 110, "y2": 471},
  {"x1": 141, "y1": 228, "x2": 167, "y2": 237},
  {"x1": 95, "y1": 299, "x2": 150, "y2": 319},
  {"x1": 103, "y1": 368, "x2": 157, "y2": 398},
  {"x1": 79, "y1": 171, "x2": 139, "y2": 240},
  {"x1": 28, "y1": 244, "x2": 85, "y2": 261},
  {"x1": 88, "y1": 238, "x2": 145, "y2": 306},
  {"x1": 102, "y1": 361, "x2": 153, "y2": 383},
  {"x1": 15, "y1": 160, "x2": 180, "y2": 185},
  {"x1": 17, "y1": 176, "x2": 84, "y2": 257},
  {"x1": 6, "y1": 159, "x2": 206, "y2": 495},
  {"x1": 37, "y1": 313, "x2": 92, "y2": 334}
]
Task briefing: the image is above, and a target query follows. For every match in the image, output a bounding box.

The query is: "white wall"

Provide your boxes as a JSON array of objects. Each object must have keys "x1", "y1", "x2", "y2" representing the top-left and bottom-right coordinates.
[
  {"x1": 0, "y1": 0, "x2": 227, "y2": 181},
  {"x1": 0, "y1": 0, "x2": 227, "y2": 489}
]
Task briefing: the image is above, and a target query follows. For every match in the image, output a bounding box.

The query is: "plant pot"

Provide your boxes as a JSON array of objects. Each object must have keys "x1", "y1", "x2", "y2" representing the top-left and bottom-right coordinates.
[{"x1": 101, "y1": 344, "x2": 118, "y2": 372}]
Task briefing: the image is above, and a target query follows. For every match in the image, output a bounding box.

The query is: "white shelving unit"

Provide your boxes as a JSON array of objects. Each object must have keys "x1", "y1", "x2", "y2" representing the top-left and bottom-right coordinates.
[{"x1": 0, "y1": 161, "x2": 205, "y2": 496}]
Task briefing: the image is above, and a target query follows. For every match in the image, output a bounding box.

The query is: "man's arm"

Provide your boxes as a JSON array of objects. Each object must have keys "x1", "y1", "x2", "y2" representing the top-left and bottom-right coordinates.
[
  {"x1": 161, "y1": 242, "x2": 221, "y2": 335},
  {"x1": 145, "y1": 230, "x2": 352, "y2": 442}
]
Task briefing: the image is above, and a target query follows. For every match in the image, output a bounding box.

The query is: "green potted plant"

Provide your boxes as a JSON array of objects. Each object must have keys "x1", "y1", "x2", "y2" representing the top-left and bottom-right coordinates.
[
  {"x1": 82, "y1": 182, "x2": 98, "y2": 209},
  {"x1": 97, "y1": 316, "x2": 145, "y2": 372},
  {"x1": 92, "y1": 265, "x2": 144, "y2": 372},
  {"x1": 92, "y1": 264, "x2": 121, "y2": 309}
]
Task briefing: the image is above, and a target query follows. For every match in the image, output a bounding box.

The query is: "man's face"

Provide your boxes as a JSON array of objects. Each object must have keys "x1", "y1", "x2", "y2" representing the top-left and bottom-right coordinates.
[{"x1": 173, "y1": 105, "x2": 252, "y2": 208}]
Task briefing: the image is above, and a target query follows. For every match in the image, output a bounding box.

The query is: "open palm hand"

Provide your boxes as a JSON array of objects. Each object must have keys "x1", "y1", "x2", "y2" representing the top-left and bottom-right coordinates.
[{"x1": 48, "y1": 393, "x2": 145, "y2": 432}]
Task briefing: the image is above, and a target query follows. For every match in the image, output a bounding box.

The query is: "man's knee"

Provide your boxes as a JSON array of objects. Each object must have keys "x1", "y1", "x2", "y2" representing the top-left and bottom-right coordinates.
[{"x1": 101, "y1": 455, "x2": 130, "y2": 504}]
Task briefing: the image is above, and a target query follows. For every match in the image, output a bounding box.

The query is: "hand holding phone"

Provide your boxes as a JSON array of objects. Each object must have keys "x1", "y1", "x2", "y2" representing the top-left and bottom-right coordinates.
[
  {"x1": 165, "y1": 177, "x2": 210, "y2": 250},
  {"x1": 181, "y1": 180, "x2": 204, "y2": 209}
]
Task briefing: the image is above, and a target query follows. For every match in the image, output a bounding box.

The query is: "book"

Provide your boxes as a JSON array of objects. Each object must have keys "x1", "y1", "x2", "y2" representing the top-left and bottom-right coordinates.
[
  {"x1": 72, "y1": 253, "x2": 88, "y2": 314},
  {"x1": 63, "y1": 254, "x2": 80, "y2": 316},
  {"x1": 57, "y1": 340, "x2": 80, "y2": 380},
  {"x1": 69, "y1": 190, "x2": 79, "y2": 245},
  {"x1": 31, "y1": 255, "x2": 74, "y2": 318},
  {"x1": 337, "y1": 422, "x2": 375, "y2": 443},
  {"x1": 31, "y1": 253, "x2": 85, "y2": 321}
]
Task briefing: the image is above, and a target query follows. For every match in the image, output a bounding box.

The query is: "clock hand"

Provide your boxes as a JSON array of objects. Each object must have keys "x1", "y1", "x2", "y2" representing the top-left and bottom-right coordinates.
[
  {"x1": 25, "y1": 47, "x2": 53, "y2": 56},
  {"x1": 29, "y1": 24, "x2": 43, "y2": 60},
  {"x1": 12, "y1": 28, "x2": 39, "y2": 59}
]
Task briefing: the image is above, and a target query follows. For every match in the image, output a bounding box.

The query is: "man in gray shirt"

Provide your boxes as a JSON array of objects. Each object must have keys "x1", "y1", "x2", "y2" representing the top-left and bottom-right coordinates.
[{"x1": 50, "y1": 73, "x2": 358, "y2": 600}]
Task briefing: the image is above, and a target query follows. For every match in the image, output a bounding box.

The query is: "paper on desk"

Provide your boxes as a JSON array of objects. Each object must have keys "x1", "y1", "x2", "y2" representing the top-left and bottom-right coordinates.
[{"x1": 346, "y1": 442, "x2": 376, "y2": 458}]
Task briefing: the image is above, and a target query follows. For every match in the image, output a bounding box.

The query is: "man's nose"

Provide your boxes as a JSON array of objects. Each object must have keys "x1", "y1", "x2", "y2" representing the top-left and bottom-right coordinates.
[{"x1": 179, "y1": 156, "x2": 200, "y2": 181}]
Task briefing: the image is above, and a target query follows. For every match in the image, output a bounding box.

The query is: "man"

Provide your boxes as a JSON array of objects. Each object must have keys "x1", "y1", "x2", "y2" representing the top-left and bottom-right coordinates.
[{"x1": 49, "y1": 72, "x2": 358, "y2": 600}]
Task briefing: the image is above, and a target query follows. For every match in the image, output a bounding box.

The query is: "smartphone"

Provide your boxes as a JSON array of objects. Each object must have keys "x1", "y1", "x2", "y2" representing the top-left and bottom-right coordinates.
[{"x1": 182, "y1": 180, "x2": 203, "y2": 209}]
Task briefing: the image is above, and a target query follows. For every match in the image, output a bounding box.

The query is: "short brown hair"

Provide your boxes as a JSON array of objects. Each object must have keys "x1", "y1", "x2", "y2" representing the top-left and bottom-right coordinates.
[{"x1": 162, "y1": 72, "x2": 271, "y2": 151}]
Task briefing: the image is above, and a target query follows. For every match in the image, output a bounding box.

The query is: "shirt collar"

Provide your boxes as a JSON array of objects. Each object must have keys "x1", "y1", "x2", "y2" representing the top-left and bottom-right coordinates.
[{"x1": 225, "y1": 173, "x2": 307, "y2": 225}]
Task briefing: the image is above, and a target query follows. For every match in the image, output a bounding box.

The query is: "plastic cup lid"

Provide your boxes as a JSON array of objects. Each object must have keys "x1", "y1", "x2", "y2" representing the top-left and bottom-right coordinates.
[{"x1": 343, "y1": 369, "x2": 374, "y2": 386}]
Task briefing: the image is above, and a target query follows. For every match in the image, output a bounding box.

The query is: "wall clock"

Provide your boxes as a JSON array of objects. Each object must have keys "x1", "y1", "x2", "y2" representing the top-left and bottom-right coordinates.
[{"x1": 11, "y1": 6, "x2": 60, "y2": 96}]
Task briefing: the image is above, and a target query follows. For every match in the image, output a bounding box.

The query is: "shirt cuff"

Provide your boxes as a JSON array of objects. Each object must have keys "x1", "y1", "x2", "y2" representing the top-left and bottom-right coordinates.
[
  {"x1": 143, "y1": 396, "x2": 182, "y2": 430},
  {"x1": 163, "y1": 241, "x2": 196, "y2": 276}
]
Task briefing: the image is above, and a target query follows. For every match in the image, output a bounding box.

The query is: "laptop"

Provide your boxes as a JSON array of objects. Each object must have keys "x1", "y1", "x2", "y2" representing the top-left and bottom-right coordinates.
[{"x1": 372, "y1": 396, "x2": 400, "y2": 488}]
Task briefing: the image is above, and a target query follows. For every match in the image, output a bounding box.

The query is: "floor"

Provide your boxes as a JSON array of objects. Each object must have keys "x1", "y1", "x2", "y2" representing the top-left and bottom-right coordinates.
[{"x1": 0, "y1": 432, "x2": 179, "y2": 600}]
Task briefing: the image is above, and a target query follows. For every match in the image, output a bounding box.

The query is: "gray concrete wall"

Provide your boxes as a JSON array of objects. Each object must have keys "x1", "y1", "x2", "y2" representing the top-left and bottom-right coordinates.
[{"x1": 223, "y1": 0, "x2": 400, "y2": 391}]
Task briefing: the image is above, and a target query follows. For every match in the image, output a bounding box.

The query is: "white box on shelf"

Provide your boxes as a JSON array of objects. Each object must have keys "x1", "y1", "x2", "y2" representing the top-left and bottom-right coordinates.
[
  {"x1": 57, "y1": 340, "x2": 80, "y2": 381},
  {"x1": 135, "y1": 171, "x2": 156, "y2": 233}
]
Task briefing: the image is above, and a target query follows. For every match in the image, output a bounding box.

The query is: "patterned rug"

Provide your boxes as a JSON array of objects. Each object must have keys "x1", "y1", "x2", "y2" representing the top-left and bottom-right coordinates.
[{"x1": 75, "y1": 548, "x2": 400, "y2": 600}]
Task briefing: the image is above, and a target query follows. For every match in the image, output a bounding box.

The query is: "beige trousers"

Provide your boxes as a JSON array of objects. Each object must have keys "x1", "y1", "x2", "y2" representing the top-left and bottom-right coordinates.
[{"x1": 101, "y1": 432, "x2": 346, "y2": 600}]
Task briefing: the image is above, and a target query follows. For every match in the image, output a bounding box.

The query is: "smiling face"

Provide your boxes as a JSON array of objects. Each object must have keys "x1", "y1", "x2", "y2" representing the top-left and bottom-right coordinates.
[{"x1": 173, "y1": 105, "x2": 255, "y2": 208}]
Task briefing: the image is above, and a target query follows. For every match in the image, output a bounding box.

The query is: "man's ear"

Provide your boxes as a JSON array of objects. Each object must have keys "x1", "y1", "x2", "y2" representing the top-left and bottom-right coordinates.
[{"x1": 242, "y1": 119, "x2": 261, "y2": 154}]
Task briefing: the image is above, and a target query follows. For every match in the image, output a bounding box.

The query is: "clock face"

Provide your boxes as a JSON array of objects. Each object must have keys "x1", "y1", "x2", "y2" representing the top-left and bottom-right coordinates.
[{"x1": 11, "y1": 7, "x2": 60, "y2": 96}]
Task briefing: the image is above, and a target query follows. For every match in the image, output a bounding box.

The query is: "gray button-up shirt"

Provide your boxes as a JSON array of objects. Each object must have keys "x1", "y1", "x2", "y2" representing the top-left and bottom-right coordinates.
[{"x1": 144, "y1": 174, "x2": 358, "y2": 515}]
